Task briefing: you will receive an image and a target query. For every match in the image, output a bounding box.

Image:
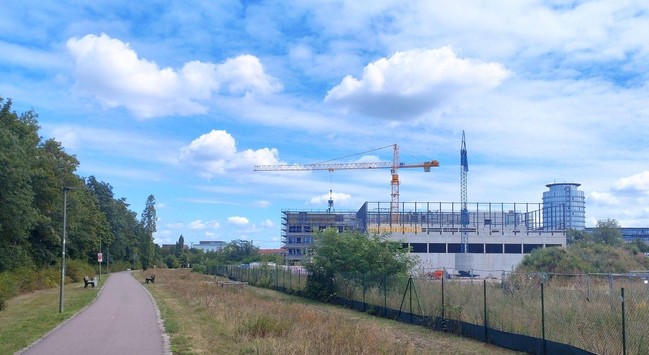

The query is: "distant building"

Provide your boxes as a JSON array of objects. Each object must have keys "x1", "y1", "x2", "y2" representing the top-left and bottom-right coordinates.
[
  {"x1": 543, "y1": 183, "x2": 586, "y2": 230},
  {"x1": 585, "y1": 227, "x2": 649, "y2": 243},
  {"x1": 282, "y1": 201, "x2": 567, "y2": 275},
  {"x1": 282, "y1": 210, "x2": 358, "y2": 264},
  {"x1": 191, "y1": 240, "x2": 226, "y2": 253},
  {"x1": 259, "y1": 248, "x2": 286, "y2": 256}
]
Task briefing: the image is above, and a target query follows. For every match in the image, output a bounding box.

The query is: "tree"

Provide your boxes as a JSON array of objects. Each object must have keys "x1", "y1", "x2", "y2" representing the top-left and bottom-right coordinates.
[
  {"x1": 0, "y1": 98, "x2": 39, "y2": 271},
  {"x1": 139, "y1": 195, "x2": 157, "y2": 270},
  {"x1": 175, "y1": 235, "x2": 185, "y2": 257},
  {"x1": 566, "y1": 229, "x2": 591, "y2": 245},
  {"x1": 305, "y1": 228, "x2": 415, "y2": 301},
  {"x1": 592, "y1": 218, "x2": 623, "y2": 246},
  {"x1": 218, "y1": 240, "x2": 259, "y2": 264}
]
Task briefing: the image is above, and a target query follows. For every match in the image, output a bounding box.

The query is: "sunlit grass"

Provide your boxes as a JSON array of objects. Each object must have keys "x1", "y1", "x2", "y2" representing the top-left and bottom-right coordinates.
[
  {"x1": 0, "y1": 281, "x2": 99, "y2": 354},
  {"x1": 144, "y1": 269, "x2": 516, "y2": 354}
]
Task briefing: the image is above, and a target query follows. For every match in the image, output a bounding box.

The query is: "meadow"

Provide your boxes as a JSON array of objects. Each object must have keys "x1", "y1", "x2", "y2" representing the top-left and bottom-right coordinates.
[
  {"x1": 140, "y1": 269, "x2": 517, "y2": 354},
  {"x1": 218, "y1": 266, "x2": 649, "y2": 354}
]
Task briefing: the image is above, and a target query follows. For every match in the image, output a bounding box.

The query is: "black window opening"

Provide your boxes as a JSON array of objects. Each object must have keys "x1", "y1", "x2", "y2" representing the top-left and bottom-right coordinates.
[
  {"x1": 468, "y1": 243, "x2": 484, "y2": 253},
  {"x1": 429, "y1": 243, "x2": 446, "y2": 253},
  {"x1": 448, "y1": 243, "x2": 462, "y2": 253},
  {"x1": 409, "y1": 243, "x2": 427, "y2": 253},
  {"x1": 504, "y1": 244, "x2": 522, "y2": 254},
  {"x1": 485, "y1": 243, "x2": 503, "y2": 254},
  {"x1": 523, "y1": 244, "x2": 543, "y2": 253}
]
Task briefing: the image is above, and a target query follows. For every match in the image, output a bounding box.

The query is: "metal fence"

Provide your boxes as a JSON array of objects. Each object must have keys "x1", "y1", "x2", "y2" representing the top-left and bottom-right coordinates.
[{"x1": 211, "y1": 266, "x2": 649, "y2": 355}]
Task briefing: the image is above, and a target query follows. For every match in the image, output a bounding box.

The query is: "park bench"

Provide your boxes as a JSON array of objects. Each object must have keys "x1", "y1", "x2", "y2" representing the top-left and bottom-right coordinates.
[
  {"x1": 83, "y1": 276, "x2": 96, "y2": 288},
  {"x1": 145, "y1": 274, "x2": 155, "y2": 284}
]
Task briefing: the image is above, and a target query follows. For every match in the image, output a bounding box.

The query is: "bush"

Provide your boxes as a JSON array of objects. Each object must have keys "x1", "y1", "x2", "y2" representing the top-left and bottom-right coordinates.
[
  {"x1": 191, "y1": 264, "x2": 206, "y2": 274},
  {"x1": 65, "y1": 260, "x2": 96, "y2": 283},
  {"x1": 0, "y1": 266, "x2": 61, "y2": 311},
  {"x1": 109, "y1": 261, "x2": 134, "y2": 272}
]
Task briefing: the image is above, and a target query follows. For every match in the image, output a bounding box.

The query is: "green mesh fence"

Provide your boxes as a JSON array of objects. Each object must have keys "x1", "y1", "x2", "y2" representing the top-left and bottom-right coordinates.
[{"x1": 212, "y1": 266, "x2": 646, "y2": 354}]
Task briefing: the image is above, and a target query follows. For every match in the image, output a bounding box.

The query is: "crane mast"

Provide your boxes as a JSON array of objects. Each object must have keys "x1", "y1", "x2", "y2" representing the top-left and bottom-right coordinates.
[
  {"x1": 460, "y1": 131, "x2": 469, "y2": 252},
  {"x1": 456, "y1": 130, "x2": 473, "y2": 275},
  {"x1": 254, "y1": 144, "x2": 439, "y2": 221}
]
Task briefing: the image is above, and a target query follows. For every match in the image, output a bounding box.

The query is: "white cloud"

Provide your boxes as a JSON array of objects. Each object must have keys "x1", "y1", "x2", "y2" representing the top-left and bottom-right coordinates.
[
  {"x1": 324, "y1": 47, "x2": 510, "y2": 119},
  {"x1": 228, "y1": 216, "x2": 250, "y2": 226},
  {"x1": 613, "y1": 171, "x2": 649, "y2": 192},
  {"x1": 188, "y1": 219, "x2": 220, "y2": 230},
  {"x1": 255, "y1": 200, "x2": 271, "y2": 208},
  {"x1": 309, "y1": 191, "x2": 352, "y2": 206},
  {"x1": 587, "y1": 191, "x2": 619, "y2": 206},
  {"x1": 179, "y1": 129, "x2": 281, "y2": 178},
  {"x1": 261, "y1": 219, "x2": 274, "y2": 228},
  {"x1": 66, "y1": 33, "x2": 281, "y2": 118}
]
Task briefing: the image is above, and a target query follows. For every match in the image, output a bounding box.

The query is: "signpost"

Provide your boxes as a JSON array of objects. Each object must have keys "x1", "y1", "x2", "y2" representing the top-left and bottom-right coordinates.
[{"x1": 98, "y1": 252, "x2": 103, "y2": 282}]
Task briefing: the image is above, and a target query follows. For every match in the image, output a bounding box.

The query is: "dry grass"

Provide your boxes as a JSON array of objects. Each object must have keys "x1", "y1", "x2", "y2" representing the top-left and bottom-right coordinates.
[{"x1": 142, "y1": 269, "x2": 519, "y2": 355}]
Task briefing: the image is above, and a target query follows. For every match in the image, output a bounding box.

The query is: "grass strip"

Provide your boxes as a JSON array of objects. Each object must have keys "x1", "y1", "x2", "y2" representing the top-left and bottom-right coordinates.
[{"x1": 0, "y1": 282, "x2": 99, "y2": 354}]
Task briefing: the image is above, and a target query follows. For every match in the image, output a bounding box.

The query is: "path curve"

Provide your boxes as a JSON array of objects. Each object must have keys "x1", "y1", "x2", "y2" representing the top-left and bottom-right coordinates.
[{"x1": 19, "y1": 271, "x2": 170, "y2": 355}]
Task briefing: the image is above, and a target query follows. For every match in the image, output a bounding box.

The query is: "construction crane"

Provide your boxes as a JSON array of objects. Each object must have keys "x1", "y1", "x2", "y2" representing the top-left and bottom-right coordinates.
[
  {"x1": 460, "y1": 131, "x2": 469, "y2": 253},
  {"x1": 456, "y1": 131, "x2": 473, "y2": 275},
  {"x1": 254, "y1": 144, "x2": 439, "y2": 220}
]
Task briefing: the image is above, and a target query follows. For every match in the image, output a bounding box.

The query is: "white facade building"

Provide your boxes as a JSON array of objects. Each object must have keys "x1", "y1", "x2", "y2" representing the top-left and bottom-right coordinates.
[{"x1": 191, "y1": 240, "x2": 226, "y2": 253}]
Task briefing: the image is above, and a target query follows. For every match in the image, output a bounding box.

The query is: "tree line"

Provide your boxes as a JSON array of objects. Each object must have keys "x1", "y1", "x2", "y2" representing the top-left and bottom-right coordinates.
[{"x1": 0, "y1": 97, "x2": 157, "y2": 272}]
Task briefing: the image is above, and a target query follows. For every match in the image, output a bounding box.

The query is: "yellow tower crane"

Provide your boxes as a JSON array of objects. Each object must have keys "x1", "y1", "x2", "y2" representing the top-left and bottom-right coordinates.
[{"x1": 253, "y1": 144, "x2": 439, "y2": 221}]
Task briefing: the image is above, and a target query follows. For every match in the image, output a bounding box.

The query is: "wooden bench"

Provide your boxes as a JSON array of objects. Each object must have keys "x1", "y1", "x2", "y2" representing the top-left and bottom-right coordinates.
[
  {"x1": 145, "y1": 274, "x2": 155, "y2": 284},
  {"x1": 83, "y1": 276, "x2": 96, "y2": 288}
]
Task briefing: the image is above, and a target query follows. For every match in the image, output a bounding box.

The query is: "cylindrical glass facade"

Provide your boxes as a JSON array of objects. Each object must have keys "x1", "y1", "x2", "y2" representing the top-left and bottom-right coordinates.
[{"x1": 543, "y1": 183, "x2": 585, "y2": 230}]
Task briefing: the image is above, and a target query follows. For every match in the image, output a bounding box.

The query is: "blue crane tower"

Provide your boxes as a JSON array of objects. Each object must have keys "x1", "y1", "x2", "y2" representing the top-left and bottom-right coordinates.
[
  {"x1": 460, "y1": 130, "x2": 469, "y2": 252},
  {"x1": 455, "y1": 130, "x2": 473, "y2": 275}
]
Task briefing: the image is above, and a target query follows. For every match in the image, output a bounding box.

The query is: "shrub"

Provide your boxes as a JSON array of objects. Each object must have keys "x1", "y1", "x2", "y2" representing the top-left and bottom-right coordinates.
[
  {"x1": 65, "y1": 260, "x2": 96, "y2": 283},
  {"x1": 191, "y1": 264, "x2": 206, "y2": 274}
]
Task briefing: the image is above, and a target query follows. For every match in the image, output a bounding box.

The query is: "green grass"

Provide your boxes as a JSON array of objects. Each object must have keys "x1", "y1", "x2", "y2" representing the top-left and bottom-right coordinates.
[{"x1": 0, "y1": 281, "x2": 100, "y2": 354}]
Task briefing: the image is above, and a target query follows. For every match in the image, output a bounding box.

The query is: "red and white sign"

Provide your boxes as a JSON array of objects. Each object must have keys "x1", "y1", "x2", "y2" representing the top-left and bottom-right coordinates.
[{"x1": 98, "y1": 252, "x2": 103, "y2": 263}]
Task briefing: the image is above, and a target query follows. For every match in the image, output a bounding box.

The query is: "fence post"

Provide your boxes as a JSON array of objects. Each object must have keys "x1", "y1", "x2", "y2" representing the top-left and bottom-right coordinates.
[
  {"x1": 362, "y1": 273, "x2": 366, "y2": 312},
  {"x1": 409, "y1": 276, "x2": 413, "y2": 323},
  {"x1": 622, "y1": 287, "x2": 627, "y2": 355},
  {"x1": 541, "y1": 281, "x2": 546, "y2": 355},
  {"x1": 441, "y1": 276, "x2": 445, "y2": 319},
  {"x1": 383, "y1": 273, "x2": 387, "y2": 317},
  {"x1": 483, "y1": 280, "x2": 488, "y2": 343}
]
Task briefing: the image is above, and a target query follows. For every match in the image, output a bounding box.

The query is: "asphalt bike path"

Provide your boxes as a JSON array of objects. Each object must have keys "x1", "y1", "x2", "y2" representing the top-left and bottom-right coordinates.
[{"x1": 19, "y1": 271, "x2": 170, "y2": 355}]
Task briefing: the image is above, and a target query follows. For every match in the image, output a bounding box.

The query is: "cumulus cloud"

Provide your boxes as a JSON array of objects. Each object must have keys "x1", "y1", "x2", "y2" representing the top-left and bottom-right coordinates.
[
  {"x1": 261, "y1": 219, "x2": 274, "y2": 228},
  {"x1": 324, "y1": 47, "x2": 510, "y2": 119},
  {"x1": 255, "y1": 200, "x2": 271, "y2": 208},
  {"x1": 587, "y1": 191, "x2": 619, "y2": 206},
  {"x1": 228, "y1": 216, "x2": 250, "y2": 226},
  {"x1": 66, "y1": 33, "x2": 281, "y2": 118},
  {"x1": 309, "y1": 191, "x2": 352, "y2": 206},
  {"x1": 187, "y1": 219, "x2": 220, "y2": 230},
  {"x1": 613, "y1": 171, "x2": 649, "y2": 193},
  {"x1": 179, "y1": 129, "x2": 281, "y2": 178}
]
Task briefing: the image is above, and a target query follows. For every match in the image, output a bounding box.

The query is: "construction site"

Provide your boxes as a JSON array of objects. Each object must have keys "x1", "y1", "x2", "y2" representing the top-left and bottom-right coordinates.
[{"x1": 256, "y1": 133, "x2": 583, "y2": 278}]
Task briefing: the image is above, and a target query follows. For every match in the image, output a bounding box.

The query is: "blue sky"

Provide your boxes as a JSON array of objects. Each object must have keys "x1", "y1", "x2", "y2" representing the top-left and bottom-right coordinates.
[{"x1": 2, "y1": 1, "x2": 649, "y2": 248}]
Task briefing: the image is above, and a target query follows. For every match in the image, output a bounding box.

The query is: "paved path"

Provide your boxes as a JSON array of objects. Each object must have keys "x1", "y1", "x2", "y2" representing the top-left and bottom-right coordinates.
[{"x1": 20, "y1": 271, "x2": 169, "y2": 355}]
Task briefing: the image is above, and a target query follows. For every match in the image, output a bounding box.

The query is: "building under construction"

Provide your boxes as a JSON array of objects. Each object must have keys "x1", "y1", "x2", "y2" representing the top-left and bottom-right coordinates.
[
  {"x1": 282, "y1": 197, "x2": 569, "y2": 276},
  {"x1": 267, "y1": 137, "x2": 576, "y2": 276}
]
